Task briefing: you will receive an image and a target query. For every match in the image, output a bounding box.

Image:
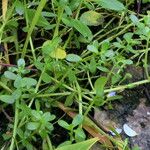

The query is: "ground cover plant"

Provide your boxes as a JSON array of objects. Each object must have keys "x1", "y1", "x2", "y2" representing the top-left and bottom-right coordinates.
[{"x1": 0, "y1": 0, "x2": 150, "y2": 149}]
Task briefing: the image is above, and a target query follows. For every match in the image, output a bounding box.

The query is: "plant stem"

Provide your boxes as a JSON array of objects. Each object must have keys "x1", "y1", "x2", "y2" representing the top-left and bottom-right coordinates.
[
  {"x1": 46, "y1": 135, "x2": 53, "y2": 150},
  {"x1": 22, "y1": 0, "x2": 47, "y2": 58},
  {"x1": 144, "y1": 38, "x2": 150, "y2": 79},
  {"x1": 53, "y1": 7, "x2": 64, "y2": 38},
  {"x1": 0, "y1": 81, "x2": 13, "y2": 93},
  {"x1": 76, "y1": 81, "x2": 82, "y2": 115},
  {"x1": 9, "y1": 98, "x2": 19, "y2": 150}
]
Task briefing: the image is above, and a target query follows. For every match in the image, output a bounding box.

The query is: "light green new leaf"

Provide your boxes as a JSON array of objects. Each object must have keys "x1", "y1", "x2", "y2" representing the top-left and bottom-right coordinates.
[
  {"x1": 95, "y1": 0, "x2": 125, "y2": 11},
  {"x1": 0, "y1": 95, "x2": 15, "y2": 104},
  {"x1": 71, "y1": 19, "x2": 93, "y2": 40},
  {"x1": 27, "y1": 122, "x2": 40, "y2": 130},
  {"x1": 94, "y1": 76, "x2": 107, "y2": 97},
  {"x1": 4, "y1": 71, "x2": 17, "y2": 80},
  {"x1": 80, "y1": 10, "x2": 103, "y2": 26},
  {"x1": 66, "y1": 54, "x2": 82, "y2": 62},
  {"x1": 56, "y1": 138, "x2": 98, "y2": 150},
  {"x1": 50, "y1": 47, "x2": 66, "y2": 59}
]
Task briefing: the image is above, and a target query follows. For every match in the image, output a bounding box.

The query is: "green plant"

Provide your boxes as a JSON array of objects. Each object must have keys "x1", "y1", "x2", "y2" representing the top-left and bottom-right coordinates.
[
  {"x1": 58, "y1": 114, "x2": 86, "y2": 144},
  {"x1": 0, "y1": 0, "x2": 150, "y2": 149}
]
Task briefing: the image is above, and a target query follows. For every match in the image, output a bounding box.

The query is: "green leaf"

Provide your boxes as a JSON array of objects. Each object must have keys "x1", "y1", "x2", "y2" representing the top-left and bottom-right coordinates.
[
  {"x1": 42, "y1": 72, "x2": 52, "y2": 83},
  {"x1": 93, "y1": 96, "x2": 104, "y2": 106},
  {"x1": 14, "y1": 75, "x2": 22, "y2": 88},
  {"x1": 42, "y1": 112, "x2": 55, "y2": 122},
  {"x1": 75, "y1": 127, "x2": 86, "y2": 142},
  {"x1": 31, "y1": 110, "x2": 42, "y2": 120},
  {"x1": 58, "y1": 120, "x2": 70, "y2": 130},
  {"x1": 130, "y1": 14, "x2": 139, "y2": 25},
  {"x1": 42, "y1": 37, "x2": 61, "y2": 55},
  {"x1": 87, "y1": 45, "x2": 98, "y2": 53},
  {"x1": 22, "y1": 78, "x2": 37, "y2": 88},
  {"x1": 55, "y1": 138, "x2": 98, "y2": 150},
  {"x1": 80, "y1": 10, "x2": 103, "y2": 26},
  {"x1": 27, "y1": 9, "x2": 52, "y2": 29},
  {"x1": 95, "y1": 0, "x2": 125, "y2": 11},
  {"x1": 65, "y1": 92, "x2": 75, "y2": 106},
  {"x1": 12, "y1": 89, "x2": 22, "y2": 100},
  {"x1": 15, "y1": 1, "x2": 24, "y2": 15},
  {"x1": 17, "y1": 59, "x2": 25, "y2": 68},
  {"x1": 50, "y1": 47, "x2": 66, "y2": 59},
  {"x1": 27, "y1": 122, "x2": 40, "y2": 130},
  {"x1": 72, "y1": 114, "x2": 83, "y2": 127},
  {"x1": 0, "y1": 95, "x2": 15, "y2": 104},
  {"x1": 4, "y1": 71, "x2": 17, "y2": 80},
  {"x1": 94, "y1": 77, "x2": 107, "y2": 97},
  {"x1": 104, "y1": 50, "x2": 115, "y2": 58},
  {"x1": 71, "y1": 19, "x2": 93, "y2": 40},
  {"x1": 89, "y1": 57, "x2": 97, "y2": 73},
  {"x1": 66, "y1": 54, "x2": 82, "y2": 62}
]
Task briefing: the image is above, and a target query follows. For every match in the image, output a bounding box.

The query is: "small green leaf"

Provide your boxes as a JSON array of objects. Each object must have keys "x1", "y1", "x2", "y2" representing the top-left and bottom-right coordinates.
[
  {"x1": 50, "y1": 47, "x2": 66, "y2": 59},
  {"x1": 0, "y1": 95, "x2": 15, "y2": 104},
  {"x1": 130, "y1": 14, "x2": 139, "y2": 25},
  {"x1": 15, "y1": 1, "x2": 24, "y2": 15},
  {"x1": 89, "y1": 57, "x2": 97, "y2": 73},
  {"x1": 65, "y1": 93, "x2": 75, "y2": 106},
  {"x1": 42, "y1": 112, "x2": 55, "y2": 122},
  {"x1": 87, "y1": 45, "x2": 98, "y2": 53},
  {"x1": 80, "y1": 10, "x2": 103, "y2": 26},
  {"x1": 95, "y1": 0, "x2": 125, "y2": 11},
  {"x1": 55, "y1": 138, "x2": 98, "y2": 150},
  {"x1": 94, "y1": 76, "x2": 107, "y2": 97},
  {"x1": 58, "y1": 120, "x2": 70, "y2": 130},
  {"x1": 17, "y1": 58, "x2": 25, "y2": 68},
  {"x1": 22, "y1": 78, "x2": 37, "y2": 88},
  {"x1": 4, "y1": 71, "x2": 17, "y2": 80},
  {"x1": 27, "y1": 122, "x2": 40, "y2": 130},
  {"x1": 14, "y1": 75, "x2": 22, "y2": 88},
  {"x1": 72, "y1": 114, "x2": 83, "y2": 127},
  {"x1": 71, "y1": 19, "x2": 93, "y2": 40},
  {"x1": 31, "y1": 110, "x2": 41, "y2": 120},
  {"x1": 66, "y1": 54, "x2": 82, "y2": 62},
  {"x1": 75, "y1": 127, "x2": 86, "y2": 142},
  {"x1": 42, "y1": 72, "x2": 52, "y2": 83},
  {"x1": 42, "y1": 37, "x2": 61, "y2": 55},
  {"x1": 104, "y1": 50, "x2": 115, "y2": 58},
  {"x1": 12, "y1": 89, "x2": 22, "y2": 100}
]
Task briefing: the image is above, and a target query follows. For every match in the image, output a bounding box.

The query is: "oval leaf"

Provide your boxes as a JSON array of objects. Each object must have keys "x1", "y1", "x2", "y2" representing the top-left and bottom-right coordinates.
[
  {"x1": 4, "y1": 71, "x2": 17, "y2": 80},
  {"x1": 95, "y1": 0, "x2": 125, "y2": 11},
  {"x1": 0, "y1": 95, "x2": 15, "y2": 104},
  {"x1": 50, "y1": 47, "x2": 66, "y2": 59},
  {"x1": 94, "y1": 76, "x2": 107, "y2": 97},
  {"x1": 71, "y1": 19, "x2": 93, "y2": 40},
  {"x1": 66, "y1": 54, "x2": 82, "y2": 62},
  {"x1": 80, "y1": 10, "x2": 103, "y2": 26}
]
